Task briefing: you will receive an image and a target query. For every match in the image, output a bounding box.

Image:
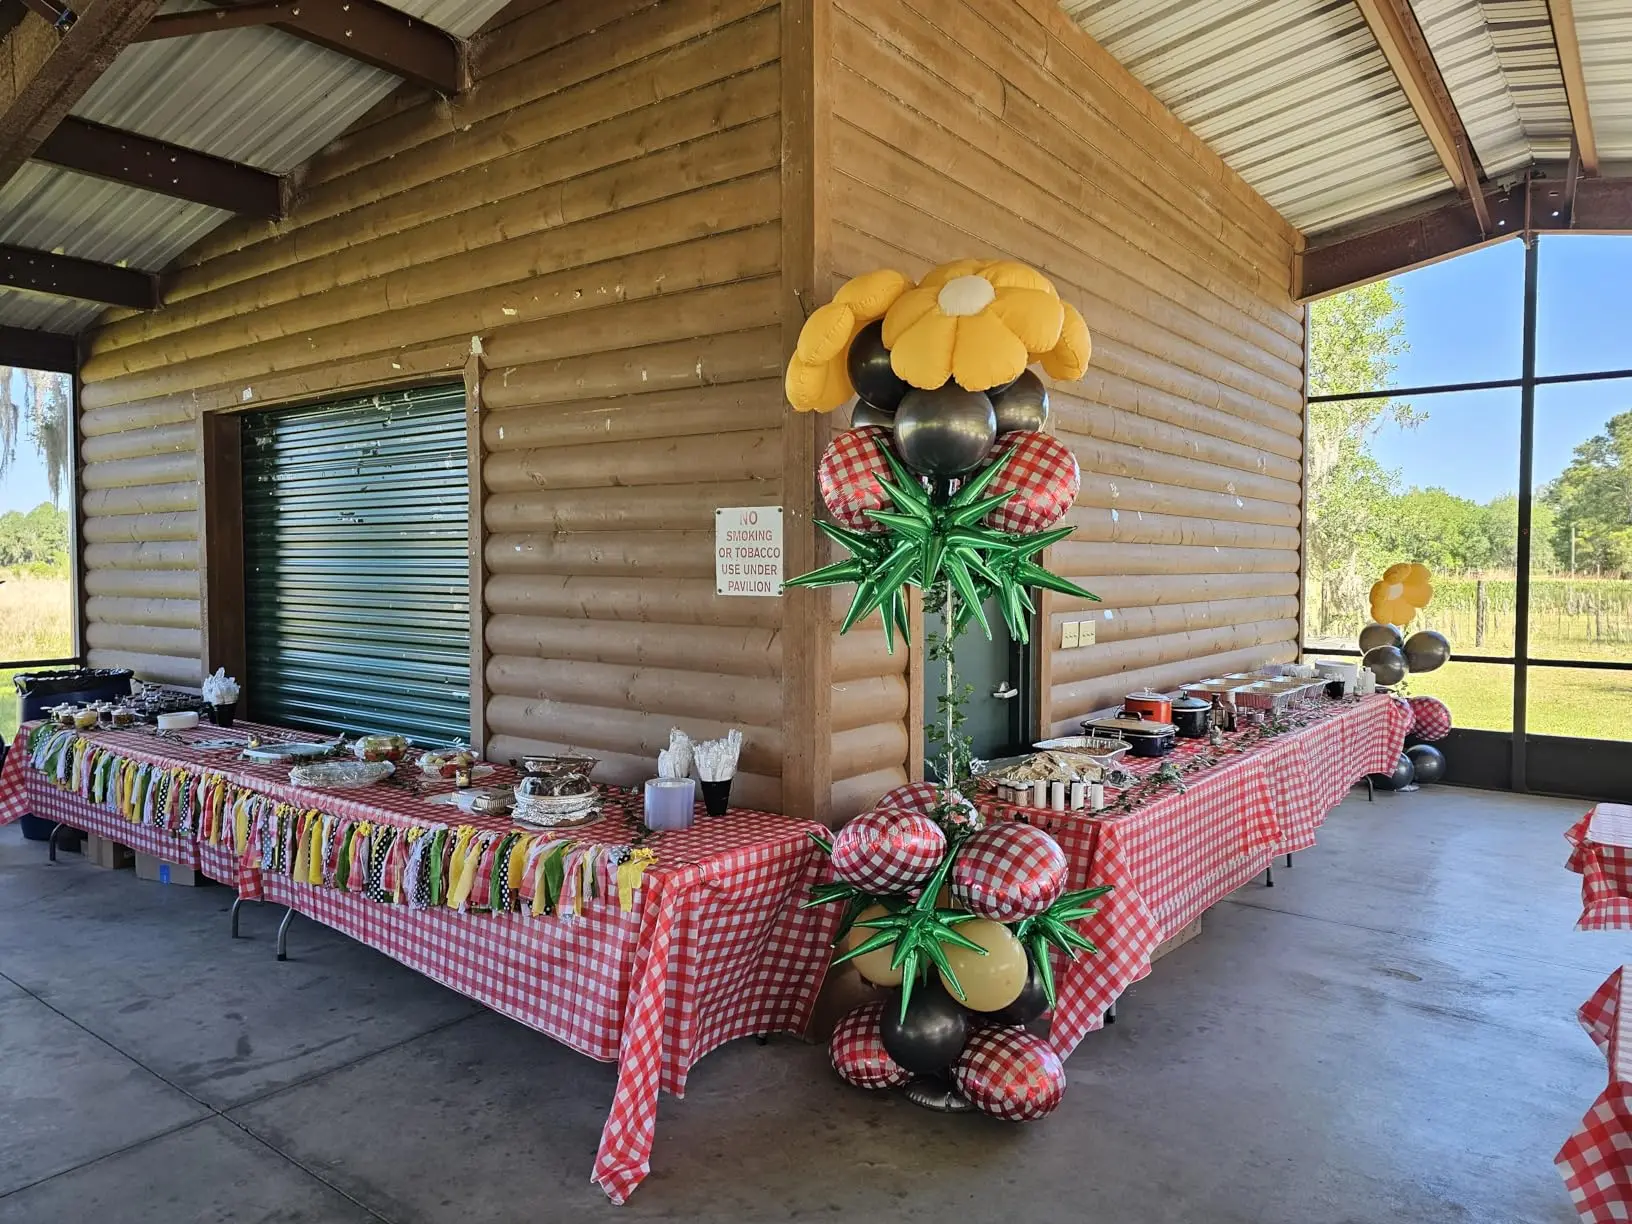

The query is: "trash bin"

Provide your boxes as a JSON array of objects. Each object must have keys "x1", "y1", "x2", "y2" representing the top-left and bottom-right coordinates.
[{"x1": 12, "y1": 668, "x2": 133, "y2": 842}]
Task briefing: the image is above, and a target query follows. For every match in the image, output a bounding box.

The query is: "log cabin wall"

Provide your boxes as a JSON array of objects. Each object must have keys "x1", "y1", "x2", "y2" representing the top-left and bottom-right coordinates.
[
  {"x1": 73, "y1": 0, "x2": 813, "y2": 815},
  {"x1": 823, "y1": 0, "x2": 1309, "y2": 740}
]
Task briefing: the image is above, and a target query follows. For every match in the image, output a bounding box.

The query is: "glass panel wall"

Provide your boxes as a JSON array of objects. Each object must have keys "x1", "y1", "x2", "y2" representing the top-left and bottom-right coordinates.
[{"x1": 0, "y1": 367, "x2": 77, "y2": 742}]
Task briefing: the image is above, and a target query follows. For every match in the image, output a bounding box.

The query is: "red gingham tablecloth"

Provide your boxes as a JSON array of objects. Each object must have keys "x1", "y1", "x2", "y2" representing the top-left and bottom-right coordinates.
[
  {"x1": 977, "y1": 693, "x2": 1412, "y2": 1056},
  {"x1": 0, "y1": 723, "x2": 839, "y2": 1203},
  {"x1": 1568, "y1": 804, "x2": 1632, "y2": 931},
  {"x1": 1558, "y1": 966, "x2": 1632, "y2": 1222}
]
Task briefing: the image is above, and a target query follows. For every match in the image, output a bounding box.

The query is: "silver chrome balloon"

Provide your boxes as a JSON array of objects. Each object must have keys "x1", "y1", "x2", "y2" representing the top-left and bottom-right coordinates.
[
  {"x1": 893, "y1": 386, "x2": 997, "y2": 477},
  {"x1": 850, "y1": 401, "x2": 896, "y2": 431},
  {"x1": 990, "y1": 369, "x2": 1050, "y2": 434},
  {"x1": 1403, "y1": 629, "x2": 1451, "y2": 674},
  {"x1": 1358, "y1": 622, "x2": 1404, "y2": 653},
  {"x1": 1362, "y1": 644, "x2": 1408, "y2": 687}
]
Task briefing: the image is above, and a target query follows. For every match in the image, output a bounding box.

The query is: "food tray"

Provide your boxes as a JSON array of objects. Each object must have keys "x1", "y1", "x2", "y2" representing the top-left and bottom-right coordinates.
[
  {"x1": 289, "y1": 759, "x2": 393, "y2": 789},
  {"x1": 513, "y1": 792, "x2": 601, "y2": 829},
  {"x1": 1030, "y1": 736, "x2": 1131, "y2": 767}
]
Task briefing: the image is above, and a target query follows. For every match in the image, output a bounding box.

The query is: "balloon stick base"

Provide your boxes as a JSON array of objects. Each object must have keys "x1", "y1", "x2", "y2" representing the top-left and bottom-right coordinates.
[{"x1": 903, "y1": 1077, "x2": 973, "y2": 1113}]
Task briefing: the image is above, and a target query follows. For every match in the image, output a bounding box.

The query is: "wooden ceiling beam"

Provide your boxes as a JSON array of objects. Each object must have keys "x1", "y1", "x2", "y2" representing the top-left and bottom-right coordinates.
[
  {"x1": 0, "y1": 241, "x2": 158, "y2": 308},
  {"x1": 211, "y1": 0, "x2": 466, "y2": 94},
  {"x1": 133, "y1": 2, "x2": 290, "y2": 40},
  {"x1": 0, "y1": 321, "x2": 75, "y2": 371},
  {"x1": 1353, "y1": 0, "x2": 1492, "y2": 234},
  {"x1": 1298, "y1": 172, "x2": 1632, "y2": 299},
  {"x1": 1546, "y1": 0, "x2": 1599, "y2": 176},
  {"x1": 0, "y1": 0, "x2": 166, "y2": 189},
  {"x1": 35, "y1": 115, "x2": 286, "y2": 216}
]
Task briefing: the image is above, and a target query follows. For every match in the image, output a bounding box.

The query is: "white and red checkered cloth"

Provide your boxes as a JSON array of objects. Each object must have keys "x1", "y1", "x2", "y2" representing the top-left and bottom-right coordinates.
[
  {"x1": 1568, "y1": 805, "x2": 1632, "y2": 932},
  {"x1": 0, "y1": 723, "x2": 839, "y2": 1204},
  {"x1": 1558, "y1": 966, "x2": 1632, "y2": 1222},
  {"x1": 977, "y1": 693, "x2": 1412, "y2": 1056}
]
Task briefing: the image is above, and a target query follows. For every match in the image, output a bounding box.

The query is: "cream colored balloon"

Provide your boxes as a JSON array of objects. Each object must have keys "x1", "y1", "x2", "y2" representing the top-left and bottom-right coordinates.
[
  {"x1": 845, "y1": 904, "x2": 904, "y2": 987},
  {"x1": 937, "y1": 918, "x2": 1027, "y2": 1012}
]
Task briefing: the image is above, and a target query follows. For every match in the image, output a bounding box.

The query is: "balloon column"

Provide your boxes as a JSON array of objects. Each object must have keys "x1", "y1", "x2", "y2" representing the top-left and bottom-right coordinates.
[
  {"x1": 1359, "y1": 564, "x2": 1457, "y2": 788},
  {"x1": 813, "y1": 784, "x2": 1107, "y2": 1120},
  {"x1": 784, "y1": 259, "x2": 1102, "y2": 784}
]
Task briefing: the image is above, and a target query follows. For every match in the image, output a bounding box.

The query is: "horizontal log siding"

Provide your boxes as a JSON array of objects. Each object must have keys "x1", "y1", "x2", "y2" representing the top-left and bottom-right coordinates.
[
  {"x1": 827, "y1": 0, "x2": 1304, "y2": 742},
  {"x1": 79, "y1": 0, "x2": 795, "y2": 806}
]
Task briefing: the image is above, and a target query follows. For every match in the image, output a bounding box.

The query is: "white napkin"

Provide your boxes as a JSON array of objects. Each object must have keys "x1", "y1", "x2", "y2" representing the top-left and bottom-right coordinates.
[
  {"x1": 657, "y1": 728, "x2": 693, "y2": 780},
  {"x1": 202, "y1": 668, "x2": 240, "y2": 704},
  {"x1": 694, "y1": 730, "x2": 742, "y2": 781}
]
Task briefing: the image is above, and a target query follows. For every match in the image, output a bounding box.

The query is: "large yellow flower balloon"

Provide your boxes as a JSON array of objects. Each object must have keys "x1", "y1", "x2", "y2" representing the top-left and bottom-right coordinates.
[
  {"x1": 883, "y1": 259, "x2": 1068, "y2": 392},
  {"x1": 1370, "y1": 562, "x2": 1434, "y2": 627},
  {"x1": 784, "y1": 268, "x2": 911, "y2": 412}
]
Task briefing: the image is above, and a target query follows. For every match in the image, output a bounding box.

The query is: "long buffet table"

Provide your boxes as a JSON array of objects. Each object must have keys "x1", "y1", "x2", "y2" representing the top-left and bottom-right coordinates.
[
  {"x1": 0, "y1": 720, "x2": 839, "y2": 1204},
  {"x1": 977, "y1": 692, "x2": 1414, "y2": 1056}
]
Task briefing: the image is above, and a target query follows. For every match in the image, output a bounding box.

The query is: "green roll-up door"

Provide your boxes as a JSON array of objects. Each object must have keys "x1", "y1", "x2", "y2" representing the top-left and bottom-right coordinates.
[{"x1": 241, "y1": 386, "x2": 470, "y2": 744}]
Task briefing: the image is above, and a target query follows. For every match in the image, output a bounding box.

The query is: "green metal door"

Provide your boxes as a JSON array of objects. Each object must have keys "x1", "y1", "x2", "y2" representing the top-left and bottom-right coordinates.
[{"x1": 241, "y1": 386, "x2": 470, "y2": 744}]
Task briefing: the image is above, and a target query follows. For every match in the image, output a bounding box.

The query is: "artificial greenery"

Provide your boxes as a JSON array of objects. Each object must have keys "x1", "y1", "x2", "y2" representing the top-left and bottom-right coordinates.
[{"x1": 1012, "y1": 885, "x2": 1113, "y2": 1008}]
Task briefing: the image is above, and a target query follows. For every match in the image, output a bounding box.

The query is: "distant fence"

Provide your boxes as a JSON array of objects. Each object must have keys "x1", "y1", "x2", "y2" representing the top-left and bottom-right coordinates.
[{"x1": 1309, "y1": 573, "x2": 1632, "y2": 655}]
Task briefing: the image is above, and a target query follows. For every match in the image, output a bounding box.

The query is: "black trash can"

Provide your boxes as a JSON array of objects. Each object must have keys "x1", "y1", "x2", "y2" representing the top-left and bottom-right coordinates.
[{"x1": 12, "y1": 668, "x2": 133, "y2": 842}]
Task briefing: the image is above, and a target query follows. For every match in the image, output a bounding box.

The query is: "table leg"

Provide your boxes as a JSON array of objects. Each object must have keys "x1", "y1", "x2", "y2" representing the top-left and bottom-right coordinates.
[
  {"x1": 1264, "y1": 863, "x2": 1275, "y2": 887},
  {"x1": 275, "y1": 906, "x2": 295, "y2": 961},
  {"x1": 47, "y1": 820, "x2": 69, "y2": 863},
  {"x1": 230, "y1": 896, "x2": 246, "y2": 939},
  {"x1": 1104, "y1": 1000, "x2": 1116, "y2": 1025},
  {"x1": 1285, "y1": 854, "x2": 1293, "y2": 869},
  {"x1": 1366, "y1": 776, "x2": 1374, "y2": 802}
]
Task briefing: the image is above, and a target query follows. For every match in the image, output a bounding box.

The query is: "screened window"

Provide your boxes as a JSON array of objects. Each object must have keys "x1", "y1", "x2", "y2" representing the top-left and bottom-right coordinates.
[{"x1": 241, "y1": 386, "x2": 470, "y2": 743}]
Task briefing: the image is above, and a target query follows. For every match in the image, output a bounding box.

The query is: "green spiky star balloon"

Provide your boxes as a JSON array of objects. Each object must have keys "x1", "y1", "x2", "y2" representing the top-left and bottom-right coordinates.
[
  {"x1": 1011, "y1": 885, "x2": 1113, "y2": 1008},
  {"x1": 785, "y1": 436, "x2": 1099, "y2": 648}
]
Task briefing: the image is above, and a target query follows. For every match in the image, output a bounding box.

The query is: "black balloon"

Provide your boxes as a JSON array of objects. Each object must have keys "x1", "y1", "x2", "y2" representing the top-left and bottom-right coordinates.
[
  {"x1": 1362, "y1": 644, "x2": 1408, "y2": 687},
  {"x1": 1358, "y1": 622, "x2": 1404, "y2": 653},
  {"x1": 880, "y1": 980, "x2": 970, "y2": 1074},
  {"x1": 990, "y1": 369, "x2": 1050, "y2": 434},
  {"x1": 984, "y1": 952, "x2": 1051, "y2": 1026},
  {"x1": 846, "y1": 320, "x2": 909, "y2": 413},
  {"x1": 1406, "y1": 743, "x2": 1446, "y2": 785},
  {"x1": 1403, "y1": 629, "x2": 1451, "y2": 674},
  {"x1": 893, "y1": 387, "x2": 997, "y2": 477},
  {"x1": 1371, "y1": 752, "x2": 1415, "y2": 791},
  {"x1": 850, "y1": 401, "x2": 895, "y2": 430}
]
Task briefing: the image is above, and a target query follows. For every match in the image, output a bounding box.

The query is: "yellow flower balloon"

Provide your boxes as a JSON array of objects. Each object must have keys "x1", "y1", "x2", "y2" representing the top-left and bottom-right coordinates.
[
  {"x1": 784, "y1": 269, "x2": 911, "y2": 412},
  {"x1": 1369, "y1": 562, "x2": 1434, "y2": 627},
  {"x1": 883, "y1": 259, "x2": 1066, "y2": 392}
]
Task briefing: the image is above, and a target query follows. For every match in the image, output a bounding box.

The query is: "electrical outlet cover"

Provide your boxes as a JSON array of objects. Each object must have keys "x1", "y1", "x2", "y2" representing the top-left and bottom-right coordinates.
[
  {"x1": 1061, "y1": 620, "x2": 1080, "y2": 649},
  {"x1": 1080, "y1": 620, "x2": 1096, "y2": 646}
]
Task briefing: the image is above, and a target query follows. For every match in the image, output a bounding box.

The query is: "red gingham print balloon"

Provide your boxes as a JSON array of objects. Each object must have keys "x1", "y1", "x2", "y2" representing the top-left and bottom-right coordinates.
[
  {"x1": 950, "y1": 822, "x2": 1066, "y2": 922},
  {"x1": 951, "y1": 1026, "x2": 1066, "y2": 1121},
  {"x1": 817, "y1": 426, "x2": 893, "y2": 533},
  {"x1": 1409, "y1": 695, "x2": 1452, "y2": 742},
  {"x1": 830, "y1": 1000, "x2": 911, "y2": 1090},
  {"x1": 874, "y1": 782, "x2": 978, "y2": 826},
  {"x1": 830, "y1": 807, "x2": 946, "y2": 894},
  {"x1": 982, "y1": 431, "x2": 1079, "y2": 535}
]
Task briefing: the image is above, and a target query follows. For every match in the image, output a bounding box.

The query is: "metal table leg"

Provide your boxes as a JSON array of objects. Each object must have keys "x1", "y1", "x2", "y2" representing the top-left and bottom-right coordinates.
[
  {"x1": 47, "y1": 821, "x2": 68, "y2": 863},
  {"x1": 230, "y1": 896, "x2": 246, "y2": 938},
  {"x1": 1285, "y1": 853, "x2": 1293, "y2": 869},
  {"x1": 1264, "y1": 862, "x2": 1275, "y2": 887},
  {"x1": 1104, "y1": 1000, "x2": 1117, "y2": 1025},
  {"x1": 275, "y1": 907, "x2": 295, "y2": 961}
]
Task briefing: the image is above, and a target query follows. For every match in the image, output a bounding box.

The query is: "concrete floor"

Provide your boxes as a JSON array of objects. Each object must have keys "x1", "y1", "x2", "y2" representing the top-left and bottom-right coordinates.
[{"x1": 0, "y1": 786, "x2": 1611, "y2": 1223}]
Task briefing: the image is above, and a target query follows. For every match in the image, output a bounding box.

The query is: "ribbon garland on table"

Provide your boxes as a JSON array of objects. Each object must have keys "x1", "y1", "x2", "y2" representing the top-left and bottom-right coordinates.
[{"x1": 24, "y1": 725, "x2": 657, "y2": 917}]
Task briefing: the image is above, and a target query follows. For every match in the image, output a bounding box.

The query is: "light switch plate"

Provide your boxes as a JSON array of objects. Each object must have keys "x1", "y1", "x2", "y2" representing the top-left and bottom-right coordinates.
[
  {"x1": 1061, "y1": 620, "x2": 1080, "y2": 649},
  {"x1": 1079, "y1": 619, "x2": 1096, "y2": 646}
]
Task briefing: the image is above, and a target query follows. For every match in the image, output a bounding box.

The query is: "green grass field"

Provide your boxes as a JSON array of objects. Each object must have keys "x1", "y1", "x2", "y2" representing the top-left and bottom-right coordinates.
[{"x1": 0, "y1": 570, "x2": 74, "y2": 744}]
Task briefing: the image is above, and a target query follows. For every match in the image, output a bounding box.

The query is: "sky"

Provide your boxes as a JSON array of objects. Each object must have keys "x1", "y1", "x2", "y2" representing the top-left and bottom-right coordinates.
[
  {"x1": 1, "y1": 367, "x2": 63, "y2": 515},
  {"x1": 1369, "y1": 234, "x2": 1632, "y2": 504}
]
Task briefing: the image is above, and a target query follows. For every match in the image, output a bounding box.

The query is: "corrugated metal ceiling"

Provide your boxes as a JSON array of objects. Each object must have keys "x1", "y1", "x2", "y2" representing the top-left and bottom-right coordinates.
[
  {"x1": 1062, "y1": 0, "x2": 1454, "y2": 235},
  {"x1": 1576, "y1": 0, "x2": 1632, "y2": 161},
  {"x1": 0, "y1": 0, "x2": 512, "y2": 335}
]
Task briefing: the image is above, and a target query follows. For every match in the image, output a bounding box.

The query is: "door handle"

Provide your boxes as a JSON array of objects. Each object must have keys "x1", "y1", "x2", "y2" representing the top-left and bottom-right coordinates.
[{"x1": 991, "y1": 681, "x2": 1019, "y2": 699}]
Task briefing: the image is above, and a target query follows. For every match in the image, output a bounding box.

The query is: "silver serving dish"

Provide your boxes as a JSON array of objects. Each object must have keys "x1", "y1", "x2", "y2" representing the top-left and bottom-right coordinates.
[
  {"x1": 1032, "y1": 735, "x2": 1131, "y2": 767},
  {"x1": 514, "y1": 753, "x2": 599, "y2": 778}
]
